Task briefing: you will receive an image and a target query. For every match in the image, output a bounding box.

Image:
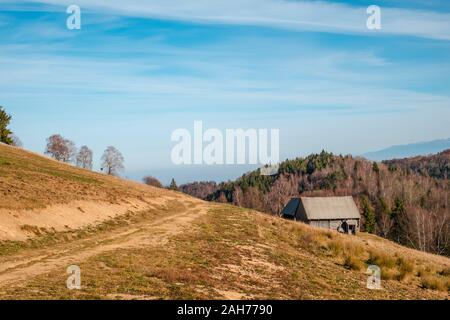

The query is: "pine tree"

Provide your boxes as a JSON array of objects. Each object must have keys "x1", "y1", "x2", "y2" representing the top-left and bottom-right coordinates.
[
  {"x1": 361, "y1": 196, "x2": 376, "y2": 233},
  {"x1": 169, "y1": 178, "x2": 178, "y2": 191},
  {"x1": 0, "y1": 106, "x2": 13, "y2": 145},
  {"x1": 390, "y1": 197, "x2": 409, "y2": 244},
  {"x1": 372, "y1": 162, "x2": 380, "y2": 173}
]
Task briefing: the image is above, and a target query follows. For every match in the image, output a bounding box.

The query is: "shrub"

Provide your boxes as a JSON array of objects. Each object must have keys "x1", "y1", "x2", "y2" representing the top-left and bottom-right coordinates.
[
  {"x1": 366, "y1": 251, "x2": 416, "y2": 281},
  {"x1": 367, "y1": 250, "x2": 396, "y2": 269},
  {"x1": 396, "y1": 257, "x2": 414, "y2": 281},
  {"x1": 439, "y1": 267, "x2": 450, "y2": 277},
  {"x1": 344, "y1": 255, "x2": 364, "y2": 271},
  {"x1": 142, "y1": 176, "x2": 163, "y2": 188},
  {"x1": 325, "y1": 237, "x2": 365, "y2": 260},
  {"x1": 381, "y1": 268, "x2": 397, "y2": 280},
  {"x1": 417, "y1": 267, "x2": 432, "y2": 278},
  {"x1": 421, "y1": 275, "x2": 449, "y2": 292},
  {"x1": 327, "y1": 239, "x2": 344, "y2": 257}
]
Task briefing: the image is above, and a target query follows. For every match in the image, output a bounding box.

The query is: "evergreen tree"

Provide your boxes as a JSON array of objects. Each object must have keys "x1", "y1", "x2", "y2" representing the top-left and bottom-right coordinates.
[
  {"x1": 390, "y1": 197, "x2": 409, "y2": 244},
  {"x1": 306, "y1": 160, "x2": 315, "y2": 174},
  {"x1": 372, "y1": 162, "x2": 380, "y2": 173},
  {"x1": 0, "y1": 106, "x2": 13, "y2": 145},
  {"x1": 169, "y1": 178, "x2": 178, "y2": 191},
  {"x1": 361, "y1": 196, "x2": 376, "y2": 233}
]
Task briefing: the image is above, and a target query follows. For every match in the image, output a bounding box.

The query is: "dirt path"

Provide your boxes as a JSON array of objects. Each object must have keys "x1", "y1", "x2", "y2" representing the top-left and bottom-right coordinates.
[{"x1": 0, "y1": 200, "x2": 210, "y2": 288}]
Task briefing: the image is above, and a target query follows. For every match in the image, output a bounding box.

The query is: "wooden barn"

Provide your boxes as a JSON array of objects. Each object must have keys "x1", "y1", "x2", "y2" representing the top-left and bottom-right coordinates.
[{"x1": 281, "y1": 196, "x2": 361, "y2": 234}]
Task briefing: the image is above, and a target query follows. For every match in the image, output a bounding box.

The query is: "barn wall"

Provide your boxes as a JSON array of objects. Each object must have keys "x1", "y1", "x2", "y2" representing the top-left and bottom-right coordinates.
[
  {"x1": 308, "y1": 219, "x2": 360, "y2": 232},
  {"x1": 295, "y1": 201, "x2": 309, "y2": 222},
  {"x1": 310, "y1": 220, "x2": 330, "y2": 229},
  {"x1": 347, "y1": 219, "x2": 360, "y2": 232}
]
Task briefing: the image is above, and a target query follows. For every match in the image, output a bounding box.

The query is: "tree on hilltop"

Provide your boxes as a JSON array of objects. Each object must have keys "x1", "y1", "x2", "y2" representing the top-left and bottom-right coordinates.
[
  {"x1": 101, "y1": 146, "x2": 124, "y2": 176},
  {"x1": 0, "y1": 106, "x2": 13, "y2": 145},
  {"x1": 76, "y1": 145, "x2": 93, "y2": 170},
  {"x1": 169, "y1": 178, "x2": 178, "y2": 191},
  {"x1": 45, "y1": 134, "x2": 77, "y2": 163},
  {"x1": 143, "y1": 176, "x2": 163, "y2": 188}
]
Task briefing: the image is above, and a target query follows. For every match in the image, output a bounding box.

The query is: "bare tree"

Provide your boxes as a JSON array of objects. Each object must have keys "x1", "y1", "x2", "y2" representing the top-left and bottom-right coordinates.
[
  {"x1": 76, "y1": 146, "x2": 93, "y2": 170},
  {"x1": 242, "y1": 187, "x2": 265, "y2": 212},
  {"x1": 408, "y1": 206, "x2": 450, "y2": 255},
  {"x1": 179, "y1": 181, "x2": 218, "y2": 200},
  {"x1": 45, "y1": 134, "x2": 76, "y2": 163},
  {"x1": 142, "y1": 176, "x2": 163, "y2": 188},
  {"x1": 101, "y1": 146, "x2": 124, "y2": 176},
  {"x1": 10, "y1": 134, "x2": 23, "y2": 148},
  {"x1": 232, "y1": 186, "x2": 243, "y2": 207},
  {"x1": 264, "y1": 174, "x2": 295, "y2": 216},
  {"x1": 217, "y1": 192, "x2": 228, "y2": 203}
]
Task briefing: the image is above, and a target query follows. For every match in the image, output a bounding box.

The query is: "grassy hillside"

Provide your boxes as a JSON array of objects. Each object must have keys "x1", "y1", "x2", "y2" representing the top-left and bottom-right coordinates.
[
  {"x1": 182, "y1": 151, "x2": 450, "y2": 256},
  {"x1": 0, "y1": 143, "x2": 165, "y2": 211},
  {"x1": 0, "y1": 144, "x2": 449, "y2": 299}
]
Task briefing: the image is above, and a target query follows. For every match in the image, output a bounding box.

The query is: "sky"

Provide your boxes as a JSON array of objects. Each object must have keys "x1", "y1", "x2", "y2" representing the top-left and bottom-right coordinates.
[{"x1": 1, "y1": 0, "x2": 450, "y2": 184}]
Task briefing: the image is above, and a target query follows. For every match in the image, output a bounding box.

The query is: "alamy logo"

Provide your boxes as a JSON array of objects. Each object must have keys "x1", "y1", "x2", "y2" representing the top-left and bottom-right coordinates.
[
  {"x1": 171, "y1": 121, "x2": 279, "y2": 168},
  {"x1": 66, "y1": 265, "x2": 81, "y2": 290},
  {"x1": 366, "y1": 265, "x2": 382, "y2": 290},
  {"x1": 66, "y1": 5, "x2": 81, "y2": 30},
  {"x1": 366, "y1": 5, "x2": 381, "y2": 30}
]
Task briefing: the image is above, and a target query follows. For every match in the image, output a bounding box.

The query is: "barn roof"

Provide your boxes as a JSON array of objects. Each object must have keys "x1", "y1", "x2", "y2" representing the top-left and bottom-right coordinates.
[
  {"x1": 282, "y1": 196, "x2": 361, "y2": 220},
  {"x1": 300, "y1": 196, "x2": 360, "y2": 220},
  {"x1": 281, "y1": 198, "x2": 300, "y2": 217}
]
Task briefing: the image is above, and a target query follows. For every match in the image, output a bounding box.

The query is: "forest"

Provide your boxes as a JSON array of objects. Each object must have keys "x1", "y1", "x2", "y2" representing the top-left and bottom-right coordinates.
[
  {"x1": 383, "y1": 149, "x2": 450, "y2": 180},
  {"x1": 180, "y1": 151, "x2": 450, "y2": 256}
]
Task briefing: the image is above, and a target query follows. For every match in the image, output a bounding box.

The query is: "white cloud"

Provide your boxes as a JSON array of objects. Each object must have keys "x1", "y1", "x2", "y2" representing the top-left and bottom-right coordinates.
[
  {"x1": 1, "y1": 47, "x2": 449, "y2": 115},
  {"x1": 10, "y1": 0, "x2": 450, "y2": 40}
]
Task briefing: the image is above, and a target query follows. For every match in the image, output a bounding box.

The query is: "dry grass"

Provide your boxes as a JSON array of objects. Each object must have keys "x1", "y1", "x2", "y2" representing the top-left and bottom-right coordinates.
[
  {"x1": 421, "y1": 275, "x2": 450, "y2": 292},
  {"x1": 268, "y1": 217, "x2": 449, "y2": 293},
  {"x1": 396, "y1": 257, "x2": 415, "y2": 281},
  {"x1": 367, "y1": 250, "x2": 397, "y2": 269},
  {"x1": 439, "y1": 267, "x2": 450, "y2": 277},
  {"x1": 0, "y1": 143, "x2": 164, "y2": 211},
  {"x1": 0, "y1": 204, "x2": 448, "y2": 299},
  {"x1": 344, "y1": 255, "x2": 364, "y2": 271},
  {"x1": 0, "y1": 144, "x2": 449, "y2": 299},
  {"x1": 0, "y1": 144, "x2": 174, "y2": 241}
]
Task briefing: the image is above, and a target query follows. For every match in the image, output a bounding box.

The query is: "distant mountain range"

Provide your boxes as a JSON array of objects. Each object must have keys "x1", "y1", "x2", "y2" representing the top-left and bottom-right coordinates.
[{"x1": 362, "y1": 138, "x2": 450, "y2": 161}]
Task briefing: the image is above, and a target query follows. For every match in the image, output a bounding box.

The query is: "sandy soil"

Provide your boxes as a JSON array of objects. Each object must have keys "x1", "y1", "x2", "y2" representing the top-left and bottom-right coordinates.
[
  {"x1": 0, "y1": 199, "x2": 209, "y2": 288},
  {"x1": 0, "y1": 198, "x2": 158, "y2": 241}
]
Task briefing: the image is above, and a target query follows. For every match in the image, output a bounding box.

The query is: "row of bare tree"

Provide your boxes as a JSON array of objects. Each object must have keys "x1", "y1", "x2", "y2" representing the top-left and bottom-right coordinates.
[{"x1": 44, "y1": 134, "x2": 124, "y2": 176}]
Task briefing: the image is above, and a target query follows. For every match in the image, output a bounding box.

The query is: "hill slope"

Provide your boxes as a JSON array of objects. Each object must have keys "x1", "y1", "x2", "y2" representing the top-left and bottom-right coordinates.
[
  {"x1": 383, "y1": 149, "x2": 450, "y2": 180},
  {"x1": 0, "y1": 143, "x2": 170, "y2": 240},
  {"x1": 0, "y1": 144, "x2": 449, "y2": 299},
  {"x1": 184, "y1": 151, "x2": 450, "y2": 257},
  {"x1": 362, "y1": 138, "x2": 450, "y2": 161}
]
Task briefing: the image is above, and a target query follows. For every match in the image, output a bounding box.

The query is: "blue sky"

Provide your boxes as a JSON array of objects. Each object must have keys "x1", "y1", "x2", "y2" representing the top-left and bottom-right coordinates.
[{"x1": 1, "y1": 0, "x2": 450, "y2": 184}]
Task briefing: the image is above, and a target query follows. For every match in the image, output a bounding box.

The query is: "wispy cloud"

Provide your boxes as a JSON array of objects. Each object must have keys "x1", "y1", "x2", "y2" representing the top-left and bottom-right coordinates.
[
  {"x1": 1, "y1": 1, "x2": 450, "y2": 176},
  {"x1": 6, "y1": 0, "x2": 450, "y2": 40},
  {"x1": 1, "y1": 45, "x2": 449, "y2": 115}
]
